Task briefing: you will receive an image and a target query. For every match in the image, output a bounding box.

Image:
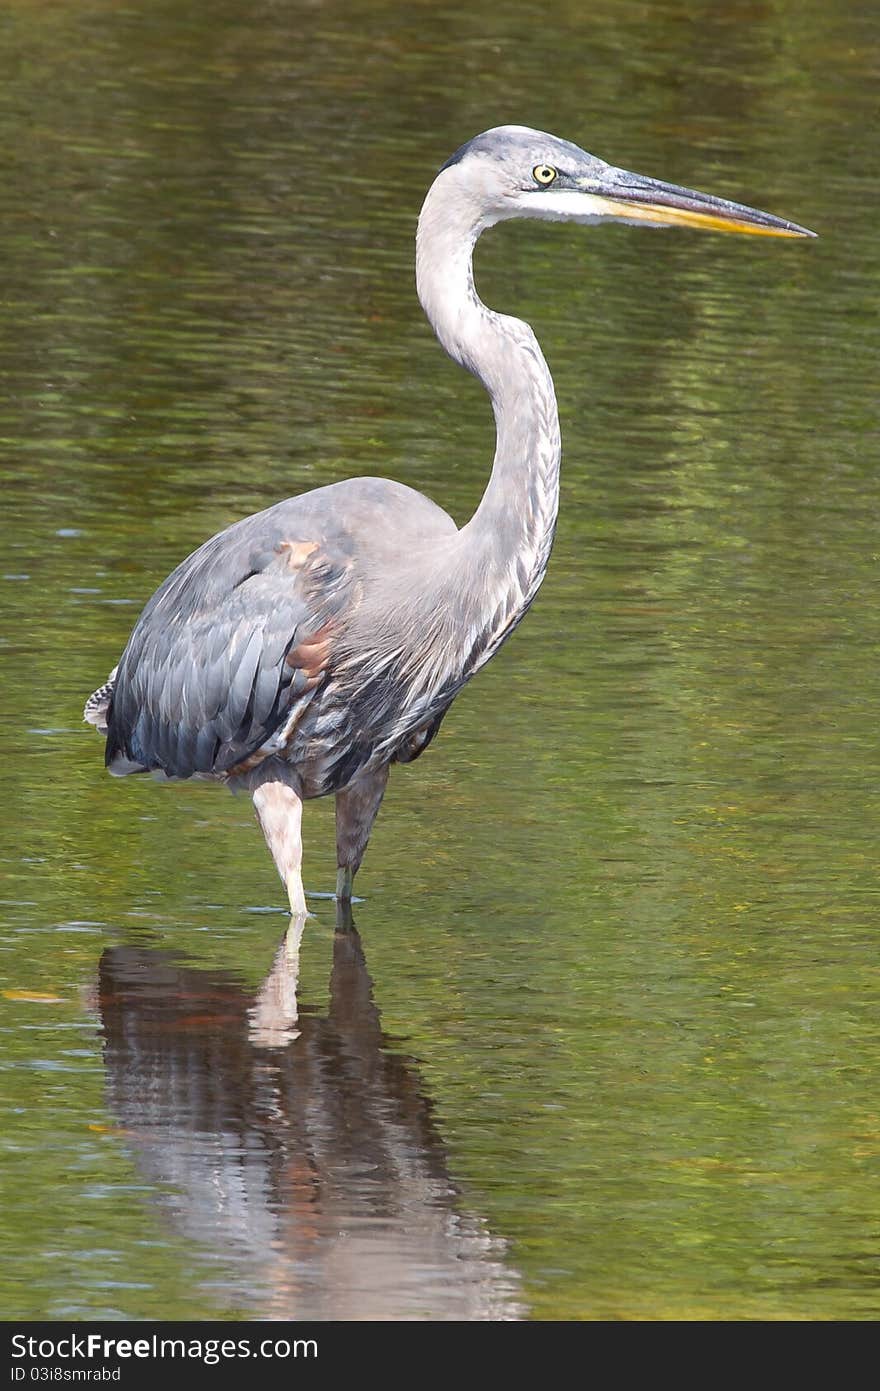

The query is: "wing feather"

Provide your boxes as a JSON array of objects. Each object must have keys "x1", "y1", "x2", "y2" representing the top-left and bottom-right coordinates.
[{"x1": 105, "y1": 517, "x2": 346, "y2": 779}]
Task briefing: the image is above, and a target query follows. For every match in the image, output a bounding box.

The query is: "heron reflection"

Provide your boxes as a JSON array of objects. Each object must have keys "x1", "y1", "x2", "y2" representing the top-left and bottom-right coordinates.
[{"x1": 96, "y1": 911, "x2": 522, "y2": 1320}]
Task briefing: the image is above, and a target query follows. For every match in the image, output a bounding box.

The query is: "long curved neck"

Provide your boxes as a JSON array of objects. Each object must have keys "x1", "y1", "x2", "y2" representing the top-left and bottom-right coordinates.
[{"x1": 416, "y1": 179, "x2": 561, "y2": 639}]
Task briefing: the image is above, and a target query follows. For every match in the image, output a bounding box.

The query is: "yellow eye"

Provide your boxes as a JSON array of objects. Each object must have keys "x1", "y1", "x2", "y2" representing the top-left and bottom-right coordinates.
[{"x1": 533, "y1": 164, "x2": 557, "y2": 185}]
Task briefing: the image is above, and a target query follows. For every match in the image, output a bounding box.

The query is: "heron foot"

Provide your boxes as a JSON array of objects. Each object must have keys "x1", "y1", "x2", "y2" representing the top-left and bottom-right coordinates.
[{"x1": 335, "y1": 866, "x2": 353, "y2": 902}]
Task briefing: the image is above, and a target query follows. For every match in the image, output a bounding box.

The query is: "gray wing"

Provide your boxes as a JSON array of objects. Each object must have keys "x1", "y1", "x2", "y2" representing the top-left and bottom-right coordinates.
[{"x1": 104, "y1": 512, "x2": 352, "y2": 780}]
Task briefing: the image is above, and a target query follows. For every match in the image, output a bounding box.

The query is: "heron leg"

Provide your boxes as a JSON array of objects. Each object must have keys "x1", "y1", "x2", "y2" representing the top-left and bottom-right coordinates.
[
  {"x1": 334, "y1": 764, "x2": 389, "y2": 901},
  {"x1": 247, "y1": 764, "x2": 307, "y2": 915}
]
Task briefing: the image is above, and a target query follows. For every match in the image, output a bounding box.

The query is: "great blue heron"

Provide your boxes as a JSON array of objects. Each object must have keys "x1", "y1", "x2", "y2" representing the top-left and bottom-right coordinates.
[{"x1": 85, "y1": 126, "x2": 813, "y2": 914}]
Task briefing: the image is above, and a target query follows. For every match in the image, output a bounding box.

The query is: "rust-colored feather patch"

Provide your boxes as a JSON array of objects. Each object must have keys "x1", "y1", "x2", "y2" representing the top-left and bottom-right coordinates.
[
  {"x1": 285, "y1": 621, "x2": 334, "y2": 679},
  {"x1": 224, "y1": 621, "x2": 335, "y2": 780},
  {"x1": 276, "y1": 539, "x2": 319, "y2": 571}
]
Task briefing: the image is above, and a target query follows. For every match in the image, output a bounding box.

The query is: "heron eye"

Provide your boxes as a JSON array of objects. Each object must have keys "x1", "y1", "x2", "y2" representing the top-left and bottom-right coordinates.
[{"x1": 533, "y1": 164, "x2": 558, "y2": 186}]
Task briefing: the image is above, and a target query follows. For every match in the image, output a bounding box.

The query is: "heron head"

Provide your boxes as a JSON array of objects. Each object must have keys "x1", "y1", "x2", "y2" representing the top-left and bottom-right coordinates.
[{"x1": 437, "y1": 125, "x2": 815, "y2": 240}]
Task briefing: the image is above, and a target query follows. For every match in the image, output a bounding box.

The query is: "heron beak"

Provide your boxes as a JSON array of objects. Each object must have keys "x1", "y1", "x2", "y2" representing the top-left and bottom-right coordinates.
[{"x1": 579, "y1": 167, "x2": 816, "y2": 239}]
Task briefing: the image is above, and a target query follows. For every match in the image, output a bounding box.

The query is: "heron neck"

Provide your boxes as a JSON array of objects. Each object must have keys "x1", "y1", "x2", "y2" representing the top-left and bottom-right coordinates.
[{"x1": 416, "y1": 188, "x2": 561, "y2": 624}]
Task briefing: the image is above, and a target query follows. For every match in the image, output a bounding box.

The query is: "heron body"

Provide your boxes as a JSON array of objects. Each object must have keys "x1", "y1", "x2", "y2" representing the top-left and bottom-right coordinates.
[{"x1": 86, "y1": 126, "x2": 812, "y2": 913}]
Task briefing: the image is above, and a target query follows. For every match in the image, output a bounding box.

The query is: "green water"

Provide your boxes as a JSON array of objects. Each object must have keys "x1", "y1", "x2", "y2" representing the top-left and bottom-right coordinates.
[{"x1": 2, "y1": 0, "x2": 879, "y2": 1320}]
